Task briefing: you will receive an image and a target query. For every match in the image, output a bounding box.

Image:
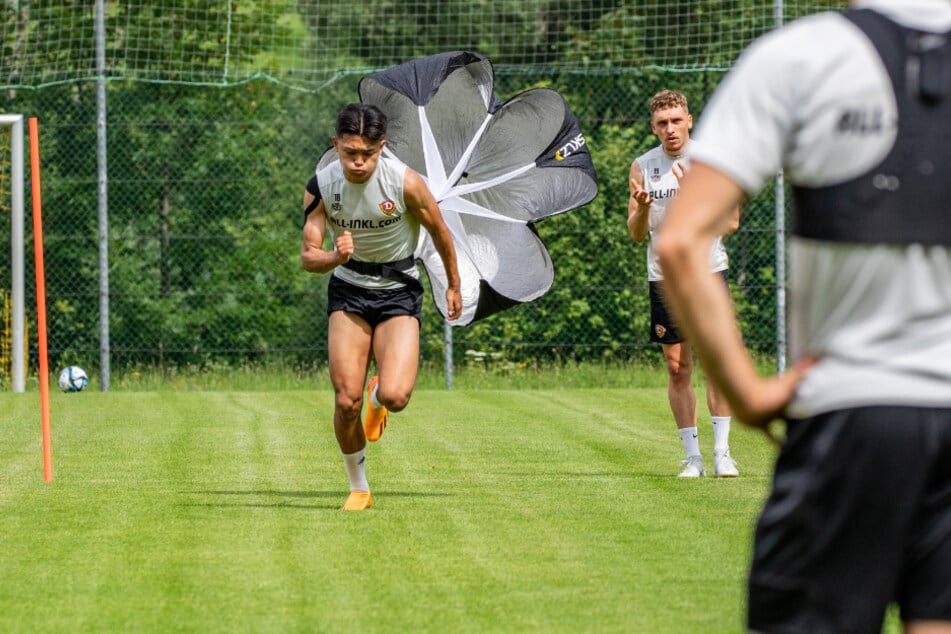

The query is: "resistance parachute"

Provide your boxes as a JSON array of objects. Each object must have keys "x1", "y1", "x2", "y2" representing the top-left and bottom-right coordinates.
[{"x1": 333, "y1": 51, "x2": 599, "y2": 325}]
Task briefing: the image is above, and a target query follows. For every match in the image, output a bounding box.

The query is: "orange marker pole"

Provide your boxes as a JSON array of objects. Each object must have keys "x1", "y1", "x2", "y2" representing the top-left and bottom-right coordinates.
[{"x1": 29, "y1": 117, "x2": 52, "y2": 482}]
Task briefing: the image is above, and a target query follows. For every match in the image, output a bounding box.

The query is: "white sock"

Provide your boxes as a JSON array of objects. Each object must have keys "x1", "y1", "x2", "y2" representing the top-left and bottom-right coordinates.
[
  {"x1": 678, "y1": 427, "x2": 701, "y2": 458},
  {"x1": 342, "y1": 448, "x2": 369, "y2": 492},
  {"x1": 712, "y1": 416, "x2": 731, "y2": 455},
  {"x1": 370, "y1": 383, "x2": 382, "y2": 408}
]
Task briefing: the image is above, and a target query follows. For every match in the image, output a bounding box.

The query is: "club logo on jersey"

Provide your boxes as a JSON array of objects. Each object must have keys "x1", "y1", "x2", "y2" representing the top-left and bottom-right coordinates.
[
  {"x1": 650, "y1": 167, "x2": 661, "y2": 183},
  {"x1": 378, "y1": 199, "x2": 396, "y2": 215},
  {"x1": 332, "y1": 193, "x2": 342, "y2": 212},
  {"x1": 654, "y1": 324, "x2": 667, "y2": 339}
]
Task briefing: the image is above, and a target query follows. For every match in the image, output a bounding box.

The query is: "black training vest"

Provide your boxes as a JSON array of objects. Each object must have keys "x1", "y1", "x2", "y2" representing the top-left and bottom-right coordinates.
[{"x1": 792, "y1": 9, "x2": 951, "y2": 245}]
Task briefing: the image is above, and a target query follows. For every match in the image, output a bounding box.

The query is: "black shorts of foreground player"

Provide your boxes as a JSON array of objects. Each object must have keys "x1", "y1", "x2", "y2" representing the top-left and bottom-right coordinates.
[{"x1": 300, "y1": 103, "x2": 461, "y2": 511}]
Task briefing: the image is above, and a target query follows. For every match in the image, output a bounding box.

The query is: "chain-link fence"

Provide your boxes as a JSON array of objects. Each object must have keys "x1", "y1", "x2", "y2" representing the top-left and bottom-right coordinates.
[
  {"x1": 0, "y1": 3, "x2": 840, "y2": 385},
  {"x1": 0, "y1": 71, "x2": 782, "y2": 380}
]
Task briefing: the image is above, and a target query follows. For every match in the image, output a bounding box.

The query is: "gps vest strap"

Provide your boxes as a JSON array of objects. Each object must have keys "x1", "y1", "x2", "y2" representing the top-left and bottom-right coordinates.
[
  {"x1": 341, "y1": 256, "x2": 423, "y2": 292},
  {"x1": 792, "y1": 9, "x2": 951, "y2": 245},
  {"x1": 302, "y1": 175, "x2": 321, "y2": 227}
]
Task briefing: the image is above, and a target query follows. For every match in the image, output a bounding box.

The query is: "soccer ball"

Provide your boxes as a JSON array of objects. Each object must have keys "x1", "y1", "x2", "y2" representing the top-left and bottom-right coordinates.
[{"x1": 58, "y1": 366, "x2": 89, "y2": 393}]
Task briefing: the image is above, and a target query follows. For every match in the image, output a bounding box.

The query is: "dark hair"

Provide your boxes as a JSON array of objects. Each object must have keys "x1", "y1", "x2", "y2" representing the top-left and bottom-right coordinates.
[{"x1": 336, "y1": 103, "x2": 387, "y2": 141}]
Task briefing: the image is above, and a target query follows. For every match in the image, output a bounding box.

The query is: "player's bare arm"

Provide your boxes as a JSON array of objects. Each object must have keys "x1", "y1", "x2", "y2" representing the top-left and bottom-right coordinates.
[
  {"x1": 404, "y1": 169, "x2": 463, "y2": 320},
  {"x1": 627, "y1": 161, "x2": 653, "y2": 242},
  {"x1": 656, "y1": 162, "x2": 813, "y2": 430},
  {"x1": 300, "y1": 192, "x2": 353, "y2": 273}
]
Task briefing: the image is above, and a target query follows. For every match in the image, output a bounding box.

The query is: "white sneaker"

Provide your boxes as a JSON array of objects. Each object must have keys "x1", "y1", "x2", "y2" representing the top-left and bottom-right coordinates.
[
  {"x1": 714, "y1": 451, "x2": 739, "y2": 478},
  {"x1": 678, "y1": 455, "x2": 706, "y2": 478}
]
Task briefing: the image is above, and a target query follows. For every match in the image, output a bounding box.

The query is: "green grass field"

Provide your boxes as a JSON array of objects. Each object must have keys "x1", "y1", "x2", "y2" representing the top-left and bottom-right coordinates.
[{"x1": 0, "y1": 379, "x2": 902, "y2": 633}]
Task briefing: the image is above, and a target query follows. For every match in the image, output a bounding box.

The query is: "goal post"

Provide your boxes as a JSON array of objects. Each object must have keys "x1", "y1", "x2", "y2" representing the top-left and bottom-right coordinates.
[{"x1": 1, "y1": 115, "x2": 25, "y2": 393}]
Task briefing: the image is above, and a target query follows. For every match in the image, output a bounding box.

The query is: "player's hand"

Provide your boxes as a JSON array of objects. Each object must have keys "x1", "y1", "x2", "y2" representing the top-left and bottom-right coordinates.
[
  {"x1": 630, "y1": 178, "x2": 654, "y2": 208},
  {"x1": 671, "y1": 160, "x2": 688, "y2": 182},
  {"x1": 445, "y1": 286, "x2": 462, "y2": 321},
  {"x1": 335, "y1": 230, "x2": 354, "y2": 264}
]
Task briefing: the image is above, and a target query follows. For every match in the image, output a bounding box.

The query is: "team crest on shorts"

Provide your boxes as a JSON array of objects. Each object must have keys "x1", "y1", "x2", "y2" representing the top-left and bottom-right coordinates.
[
  {"x1": 378, "y1": 199, "x2": 396, "y2": 215},
  {"x1": 654, "y1": 324, "x2": 666, "y2": 339}
]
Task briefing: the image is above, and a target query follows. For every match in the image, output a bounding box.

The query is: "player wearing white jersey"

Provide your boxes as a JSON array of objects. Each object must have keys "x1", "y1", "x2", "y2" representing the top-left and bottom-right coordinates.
[
  {"x1": 318, "y1": 155, "x2": 421, "y2": 291},
  {"x1": 657, "y1": 2, "x2": 951, "y2": 632},
  {"x1": 301, "y1": 103, "x2": 461, "y2": 511},
  {"x1": 627, "y1": 90, "x2": 740, "y2": 478}
]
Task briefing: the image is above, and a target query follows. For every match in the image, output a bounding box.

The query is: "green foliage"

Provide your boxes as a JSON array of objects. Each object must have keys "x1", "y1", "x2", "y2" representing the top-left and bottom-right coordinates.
[
  {"x1": 452, "y1": 70, "x2": 784, "y2": 366},
  {"x1": 0, "y1": 7, "x2": 789, "y2": 374}
]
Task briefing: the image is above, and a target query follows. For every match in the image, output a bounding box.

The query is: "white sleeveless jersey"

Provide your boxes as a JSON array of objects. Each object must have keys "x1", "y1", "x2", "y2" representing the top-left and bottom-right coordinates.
[
  {"x1": 317, "y1": 155, "x2": 421, "y2": 290},
  {"x1": 692, "y1": 1, "x2": 951, "y2": 416},
  {"x1": 635, "y1": 143, "x2": 729, "y2": 281}
]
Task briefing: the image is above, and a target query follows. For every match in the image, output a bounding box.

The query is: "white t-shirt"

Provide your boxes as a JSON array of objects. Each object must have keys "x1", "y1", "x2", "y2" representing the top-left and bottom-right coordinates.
[
  {"x1": 317, "y1": 156, "x2": 421, "y2": 290},
  {"x1": 635, "y1": 143, "x2": 729, "y2": 281},
  {"x1": 692, "y1": 1, "x2": 951, "y2": 416}
]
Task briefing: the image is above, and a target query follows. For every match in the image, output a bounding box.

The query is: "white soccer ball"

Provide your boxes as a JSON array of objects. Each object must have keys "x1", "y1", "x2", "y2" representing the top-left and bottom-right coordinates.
[{"x1": 58, "y1": 366, "x2": 89, "y2": 393}]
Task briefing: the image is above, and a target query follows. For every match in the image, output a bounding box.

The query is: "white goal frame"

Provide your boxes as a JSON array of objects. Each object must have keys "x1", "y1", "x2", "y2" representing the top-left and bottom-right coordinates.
[{"x1": 1, "y1": 115, "x2": 25, "y2": 392}]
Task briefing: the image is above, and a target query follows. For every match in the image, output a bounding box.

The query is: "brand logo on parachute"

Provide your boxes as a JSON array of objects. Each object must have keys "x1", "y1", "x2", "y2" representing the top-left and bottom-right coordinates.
[
  {"x1": 554, "y1": 133, "x2": 587, "y2": 161},
  {"x1": 378, "y1": 199, "x2": 396, "y2": 215}
]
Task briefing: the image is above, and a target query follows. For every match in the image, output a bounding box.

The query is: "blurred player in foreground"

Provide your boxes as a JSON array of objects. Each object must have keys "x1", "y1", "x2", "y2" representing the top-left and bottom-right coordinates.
[
  {"x1": 301, "y1": 103, "x2": 461, "y2": 511},
  {"x1": 656, "y1": 1, "x2": 951, "y2": 632}
]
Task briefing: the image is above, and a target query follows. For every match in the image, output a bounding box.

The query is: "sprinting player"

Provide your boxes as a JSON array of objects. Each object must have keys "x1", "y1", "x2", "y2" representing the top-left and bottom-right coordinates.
[
  {"x1": 656, "y1": 1, "x2": 951, "y2": 632},
  {"x1": 301, "y1": 103, "x2": 461, "y2": 511},
  {"x1": 627, "y1": 89, "x2": 740, "y2": 478}
]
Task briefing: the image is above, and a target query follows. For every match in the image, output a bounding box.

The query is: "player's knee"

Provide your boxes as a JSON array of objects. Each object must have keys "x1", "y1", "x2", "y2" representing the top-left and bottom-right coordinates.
[
  {"x1": 379, "y1": 386, "x2": 412, "y2": 412},
  {"x1": 667, "y1": 360, "x2": 692, "y2": 384},
  {"x1": 335, "y1": 391, "x2": 363, "y2": 418}
]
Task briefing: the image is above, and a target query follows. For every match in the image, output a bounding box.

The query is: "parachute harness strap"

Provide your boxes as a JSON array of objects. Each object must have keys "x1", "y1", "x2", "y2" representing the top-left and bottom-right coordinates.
[{"x1": 340, "y1": 256, "x2": 423, "y2": 292}]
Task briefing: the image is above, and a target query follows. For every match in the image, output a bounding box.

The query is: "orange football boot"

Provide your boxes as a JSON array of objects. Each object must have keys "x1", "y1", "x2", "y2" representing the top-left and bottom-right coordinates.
[
  {"x1": 363, "y1": 375, "x2": 389, "y2": 442},
  {"x1": 342, "y1": 490, "x2": 372, "y2": 511}
]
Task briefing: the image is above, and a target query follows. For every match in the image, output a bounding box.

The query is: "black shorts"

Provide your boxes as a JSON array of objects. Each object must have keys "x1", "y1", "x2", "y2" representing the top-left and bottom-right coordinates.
[
  {"x1": 748, "y1": 406, "x2": 951, "y2": 634},
  {"x1": 327, "y1": 275, "x2": 423, "y2": 328},
  {"x1": 649, "y1": 269, "x2": 728, "y2": 344}
]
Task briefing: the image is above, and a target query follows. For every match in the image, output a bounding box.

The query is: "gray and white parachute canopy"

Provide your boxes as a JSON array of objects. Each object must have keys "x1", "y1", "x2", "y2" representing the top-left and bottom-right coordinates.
[{"x1": 344, "y1": 51, "x2": 599, "y2": 325}]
